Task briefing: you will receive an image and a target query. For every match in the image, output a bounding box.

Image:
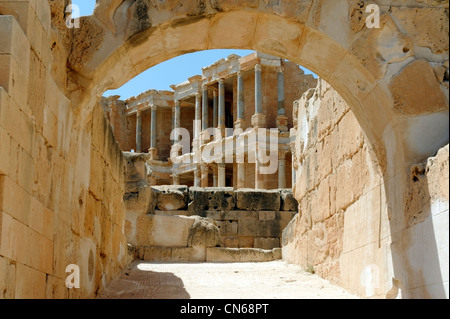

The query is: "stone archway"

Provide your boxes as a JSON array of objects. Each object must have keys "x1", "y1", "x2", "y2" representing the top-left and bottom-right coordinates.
[{"x1": 67, "y1": 0, "x2": 448, "y2": 298}]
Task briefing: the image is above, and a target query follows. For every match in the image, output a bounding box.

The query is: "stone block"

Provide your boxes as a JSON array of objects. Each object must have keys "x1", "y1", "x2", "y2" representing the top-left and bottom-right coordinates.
[
  {"x1": 280, "y1": 189, "x2": 298, "y2": 211},
  {"x1": 254, "y1": 237, "x2": 280, "y2": 250},
  {"x1": 236, "y1": 189, "x2": 280, "y2": 211},
  {"x1": 215, "y1": 220, "x2": 238, "y2": 236},
  {"x1": 187, "y1": 216, "x2": 220, "y2": 248},
  {"x1": 0, "y1": 52, "x2": 29, "y2": 108},
  {"x1": 14, "y1": 263, "x2": 46, "y2": 299},
  {"x1": 259, "y1": 211, "x2": 276, "y2": 221},
  {"x1": 206, "y1": 210, "x2": 259, "y2": 221},
  {"x1": 0, "y1": 255, "x2": 15, "y2": 299},
  {"x1": 0, "y1": 125, "x2": 13, "y2": 176},
  {"x1": 188, "y1": 187, "x2": 236, "y2": 214},
  {"x1": 238, "y1": 236, "x2": 255, "y2": 248},
  {"x1": 141, "y1": 247, "x2": 172, "y2": 262},
  {"x1": 171, "y1": 246, "x2": 206, "y2": 263},
  {"x1": 152, "y1": 215, "x2": 195, "y2": 248},
  {"x1": 0, "y1": 175, "x2": 31, "y2": 225},
  {"x1": 220, "y1": 236, "x2": 240, "y2": 248},
  {"x1": 123, "y1": 184, "x2": 155, "y2": 214},
  {"x1": 152, "y1": 185, "x2": 188, "y2": 211},
  {"x1": 206, "y1": 247, "x2": 280, "y2": 263},
  {"x1": 238, "y1": 219, "x2": 282, "y2": 237},
  {"x1": 0, "y1": 15, "x2": 30, "y2": 74}
]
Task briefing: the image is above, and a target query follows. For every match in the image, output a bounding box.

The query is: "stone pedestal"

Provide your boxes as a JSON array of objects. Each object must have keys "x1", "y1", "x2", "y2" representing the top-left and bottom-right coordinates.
[
  {"x1": 234, "y1": 118, "x2": 247, "y2": 131},
  {"x1": 251, "y1": 113, "x2": 266, "y2": 129},
  {"x1": 149, "y1": 147, "x2": 158, "y2": 160},
  {"x1": 277, "y1": 115, "x2": 289, "y2": 132}
]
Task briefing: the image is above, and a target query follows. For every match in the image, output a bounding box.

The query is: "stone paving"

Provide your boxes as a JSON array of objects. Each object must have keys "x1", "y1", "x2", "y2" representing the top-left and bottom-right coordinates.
[{"x1": 97, "y1": 260, "x2": 359, "y2": 299}]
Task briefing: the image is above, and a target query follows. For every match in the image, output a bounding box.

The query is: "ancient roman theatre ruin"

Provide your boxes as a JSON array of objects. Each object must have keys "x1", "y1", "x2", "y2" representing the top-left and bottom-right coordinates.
[{"x1": 0, "y1": 0, "x2": 448, "y2": 299}]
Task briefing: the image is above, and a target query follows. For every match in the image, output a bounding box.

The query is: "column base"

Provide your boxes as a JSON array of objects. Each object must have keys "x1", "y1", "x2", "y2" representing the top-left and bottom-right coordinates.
[
  {"x1": 148, "y1": 148, "x2": 159, "y2": 160},
  {"x1": 234, "y1": 118, "x2": 247, "y2": 131},
  {"x1": 172, "y1": 174, "x2": 180, "y2": 185},
  {"x1": 277, "y1": 115, "x2": 289, "y2": 132},
  {"x1": 251, "y1": 113, "x2": 266, "y2": 129}
]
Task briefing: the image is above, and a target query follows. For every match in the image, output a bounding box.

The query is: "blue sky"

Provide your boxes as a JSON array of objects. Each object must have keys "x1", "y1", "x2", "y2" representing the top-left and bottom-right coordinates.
[{"x1": 71, "y1": 0, "x2": 316, "y2": 100}]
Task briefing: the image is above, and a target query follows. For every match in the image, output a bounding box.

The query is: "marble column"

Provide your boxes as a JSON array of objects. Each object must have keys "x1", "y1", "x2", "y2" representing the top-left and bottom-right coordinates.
[
  {"x1": 235, "y1": 71, "x2": 246, "y2": 130},
  {"x1": 149, "y1": 104, "x2": 158, "y2": 159},
  {"x1": 277, "y1": 66, "x2": 288, "y2": 132},
  {"x1": 217, "y1": 163, "x2": 226, "y2": 188},
  {"x1": 251, "y1": 64, "x2": 265, "y2": 128},
  {"x1": 136, "y1": 110, "x2": 142, "y2": 153}
]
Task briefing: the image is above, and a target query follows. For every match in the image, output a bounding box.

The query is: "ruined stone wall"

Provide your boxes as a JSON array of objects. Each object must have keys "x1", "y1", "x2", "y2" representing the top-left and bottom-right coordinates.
[
  {"x1": 284, "y1": 79, "x2": 449, "y2": 298},
  {"x1": 0, "y1": 3, "x2": 129, "y2": 299},
  {"x1": 283, "y1": 79, "x2": 389, "y2": 296}
]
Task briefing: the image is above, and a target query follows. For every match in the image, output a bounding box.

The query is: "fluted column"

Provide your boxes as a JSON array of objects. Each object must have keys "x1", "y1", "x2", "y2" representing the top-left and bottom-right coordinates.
[{"x1": 136, "y1": 110, "x2": 142, "y2": 153}]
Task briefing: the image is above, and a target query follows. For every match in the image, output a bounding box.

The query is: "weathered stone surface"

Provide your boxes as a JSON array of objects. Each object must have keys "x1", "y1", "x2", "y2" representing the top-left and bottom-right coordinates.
[
  {"x1": 236, "y1": 189, "x2": 281, "y2": 211},
  {"x1": 188, "y1": 187, "x2": 236, "y2": 213},
  {"x1": 188, "y1": 216, "x2": 221, "y2": 248},
  {"x1": 390, "y1": 60, "x2": 448, "y2": 115},
  {"x1": 206, "y1": 247, "x2": 281, "y2": 263},
  {"x1": 280, "y1": 189, "x2": 298, "y2": 211},
  {"x1": 152, "y1": 185, "x2": 188, "y2": 211},
  {"x1": 254, "y1": 237, "x2": 280, "y2": 250},
  {"x1": 123, "y1": 184, "x2": 155, "y2": 214},
  {"x1": 152, "y1": 215, "x2": 195, "y2": 248}
]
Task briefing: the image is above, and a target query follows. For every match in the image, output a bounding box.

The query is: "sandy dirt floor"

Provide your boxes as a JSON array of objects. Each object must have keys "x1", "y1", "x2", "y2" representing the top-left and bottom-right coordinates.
[{"x1": 98, "y1": 260, "x2": 359, "y2": 299}]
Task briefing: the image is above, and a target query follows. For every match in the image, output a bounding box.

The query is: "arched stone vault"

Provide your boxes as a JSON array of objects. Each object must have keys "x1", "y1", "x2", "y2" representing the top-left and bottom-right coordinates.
[
  {"x1": 69, "y1": 0, "x2": 448, "y2": 167},
  {"x1": 65, "y1": 0, "x2": 448, "y2": 297}
]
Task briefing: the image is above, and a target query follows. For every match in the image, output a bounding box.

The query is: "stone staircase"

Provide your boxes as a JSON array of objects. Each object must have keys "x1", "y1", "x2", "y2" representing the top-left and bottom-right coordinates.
[{"x1": 124, "y1": 186, "x2": 298, "y2": 263}]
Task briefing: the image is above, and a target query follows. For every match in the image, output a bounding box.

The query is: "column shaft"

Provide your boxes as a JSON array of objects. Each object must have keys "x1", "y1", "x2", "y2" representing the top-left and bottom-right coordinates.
[
  {"x1": 218, "y1": 164, "x2": 226, "y2": 188},
  {"x1": 213, "y1": 91, "x2": 218, "y2": 128},
  {"x1": 136, "y1": 111, "x2": 142, "y2": 153},
  {"x1": 255, "y1": 64, "x2": 262, "y2": 114},
  {"x1": 202, "y1": 85, "x2": 209, "y2": 131},
  {"x1": 218, "y1": 79, "x2": 225, "y2": 128},
  {"x1": 278, "y1": 156, "x2": 286, "y2": 189},
  {"x1": 151, "y1": 106, "x2": 157, "y2": 149},
  {"x1": 278, "y1": 67, "x2": 285, "y2": 116},
  {"x1": 237, "y1": 71, "x2": 245, "y2": 120},
  {"x1": 237, "y1": 162, "x2": 245, "y2": 189},
  {"x1": 195, "y1": 93, "x2": 201, "y2": 139}
]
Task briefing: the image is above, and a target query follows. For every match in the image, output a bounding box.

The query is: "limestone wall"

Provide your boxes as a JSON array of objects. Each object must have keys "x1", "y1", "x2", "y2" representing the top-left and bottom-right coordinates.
[
  {"x1": 0, "y1": 4, "x2": 129, "y2": 299},
  {"x1": 284, "y1": 79, "x2": 449, "y2": 298}
]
